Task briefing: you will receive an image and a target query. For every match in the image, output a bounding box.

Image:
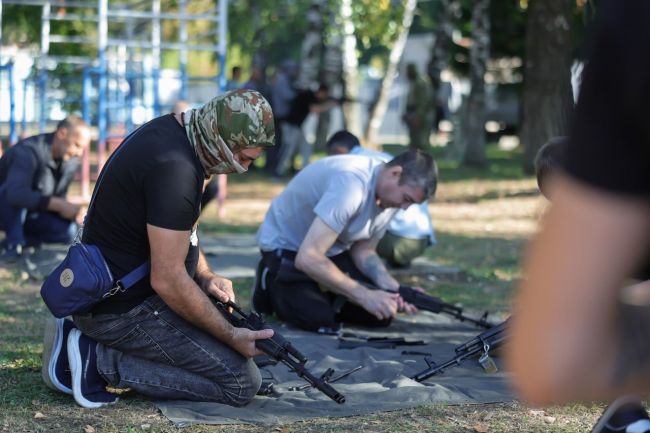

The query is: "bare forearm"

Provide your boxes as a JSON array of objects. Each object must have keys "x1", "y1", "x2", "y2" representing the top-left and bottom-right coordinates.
[
  {"x1": 353, "y1": 250, "x2": 398, "y2": 291},
  {"x1": 152, "y1": 271, "x2": 234, "y2": 344},
  {"x1": 194, "y1": 249, "x2": 213, "y2": 290}
]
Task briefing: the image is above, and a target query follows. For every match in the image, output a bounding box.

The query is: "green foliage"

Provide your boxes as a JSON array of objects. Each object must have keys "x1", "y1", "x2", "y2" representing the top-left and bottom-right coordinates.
[
  {"x1": 351, "y1": 0, "x2": 405, "y2": 64},
  {"x1": 1, "y1": 5, "x2": 41, "y2": 46},
  {"x1": 490, "y1": 0, "x2": 527, "y2": 59},
  {"x1": 227, "y1": 0, "x2": 311, "y2": 72}
]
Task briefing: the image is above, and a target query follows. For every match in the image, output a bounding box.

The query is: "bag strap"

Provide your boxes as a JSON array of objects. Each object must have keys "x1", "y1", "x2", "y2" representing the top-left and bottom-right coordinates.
[
  {"x1": 84, "y1": 125, "x2": 153, "y2": 286},
  {"x1": 85, "y1": 126, "x2": 144, "y2": 223},
  {"x1": 116, "y1": 261, "x2": 151, "y2": 290}
]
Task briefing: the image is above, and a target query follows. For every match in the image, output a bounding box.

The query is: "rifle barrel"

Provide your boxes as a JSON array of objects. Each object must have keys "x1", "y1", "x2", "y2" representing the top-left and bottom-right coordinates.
[{"x1": 213, "y1": 300, "x2": 345, "y2": 404}]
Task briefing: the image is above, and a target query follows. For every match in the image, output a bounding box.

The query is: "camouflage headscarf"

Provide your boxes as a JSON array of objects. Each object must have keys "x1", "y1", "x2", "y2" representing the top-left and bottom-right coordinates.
[{"x1": 184, "y1": 89, "x2": 275, "y2": 177}]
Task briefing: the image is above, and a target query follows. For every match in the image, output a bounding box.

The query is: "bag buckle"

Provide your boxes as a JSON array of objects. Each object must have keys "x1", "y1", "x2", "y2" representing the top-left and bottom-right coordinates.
[
  {"x1": 72, "y1": 226, "x2": 84, "y2": 245},
  {"x1": 103, "y1": 280, "x2": 126, "y2": 298}
]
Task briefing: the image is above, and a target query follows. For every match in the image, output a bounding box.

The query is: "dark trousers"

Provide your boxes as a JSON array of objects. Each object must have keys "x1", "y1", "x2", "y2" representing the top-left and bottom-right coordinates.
[
  {"x1": 258, "y1": 250, "x2": 392, "y2": 331},
  {"x1": 0, "y1": 184, "x2": 75, "y2": 247},
  {"x1": 74, "y1": 295, "x2": 261, "y2": 405}
]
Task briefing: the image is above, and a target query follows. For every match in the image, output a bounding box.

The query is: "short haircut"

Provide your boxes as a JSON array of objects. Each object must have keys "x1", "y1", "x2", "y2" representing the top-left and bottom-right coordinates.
[
  {"x1": 387, "y1": 149, "x2": 438, "y2": 198},
  {"x1": 534, "y1": 136, "x2": 567, "y2": 191},
  {"x1": 326, "y1": 130, "x2": 360, "y2": 153},
  {"x1": 56, "y1": 115, "x2": 87, "y2": 133}
]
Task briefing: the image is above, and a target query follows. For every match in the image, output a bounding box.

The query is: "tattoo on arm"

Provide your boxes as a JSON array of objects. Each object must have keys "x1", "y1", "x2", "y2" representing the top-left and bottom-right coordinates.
[{"x1": 360, "y1": 253, "x2": 389, "y2": 285}]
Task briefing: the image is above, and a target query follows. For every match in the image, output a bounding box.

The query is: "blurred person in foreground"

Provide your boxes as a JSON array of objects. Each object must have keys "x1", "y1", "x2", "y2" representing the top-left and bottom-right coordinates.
[
  {"x1": 0, "y1": 116, "x2": 91, "y2": 262},
  {"x1": 507, "y1": 3, "x2": 650, "y2": 432},
  {"x1": 533, "y1": 136, "x2": 650, "y2": 433},
  {"x1": 41, "y1": 89, "x2": 276, "y2": 409},
  {"x1": 326, "y1": 130, "x2": 437, "y2": 268}
]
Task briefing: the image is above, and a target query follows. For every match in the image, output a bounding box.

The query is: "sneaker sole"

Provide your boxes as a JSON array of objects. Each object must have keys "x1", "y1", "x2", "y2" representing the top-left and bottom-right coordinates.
[
  {"x1": 591, "y1": 395, "x2": 645, "y2": 433},
  {"x1": 67, "y1": 330, "x2": 118, "y2": 409},
  {"x1": 42, "y1": 317, "x2": 72, "y2": 395}
]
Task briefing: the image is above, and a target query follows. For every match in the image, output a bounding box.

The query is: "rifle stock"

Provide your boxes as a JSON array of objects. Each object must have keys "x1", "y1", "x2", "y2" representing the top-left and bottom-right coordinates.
[
  {"x1": 213, "y1": 300, "x2": 345, "y2": 404},
  {"x1": 411, "y1": 318, "x2": 509, "y2": 382}
]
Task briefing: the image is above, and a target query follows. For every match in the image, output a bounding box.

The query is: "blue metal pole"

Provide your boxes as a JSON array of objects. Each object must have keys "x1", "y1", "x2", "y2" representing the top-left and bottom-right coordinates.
[
  {"x1": 82, "y1": 68, "x2": 92, "y2": 124},
  {"x1": 38, "y1": 69, "x2": 47, "y2": 133},
  {"x1": 8, "y1": 62, "x2": 17, "y2": 145},
  {"x1": 21, "y1": 77, "x2": 27, "y2": 135},
  {"x1": 152, "y1": 67, "x2": 160, "y2": 117},
  {"x1": 98, "y1": 51, "x2": 107, "y2": 167},
  {"x1": 126, "y1": 69, "x2": 133, "y2": 132}
]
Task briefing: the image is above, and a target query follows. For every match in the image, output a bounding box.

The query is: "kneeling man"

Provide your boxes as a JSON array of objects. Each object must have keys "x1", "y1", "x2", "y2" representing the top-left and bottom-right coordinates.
[{"x1": 253, "y1": 149, "x2": 438, "y2": 331}]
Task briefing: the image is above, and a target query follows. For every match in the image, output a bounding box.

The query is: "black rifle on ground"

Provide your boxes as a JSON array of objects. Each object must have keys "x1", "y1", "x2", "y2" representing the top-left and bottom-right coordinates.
[
  {"x1": 317, "y1": 327, "x2": 425, "y2": 350},
  {"x1": 398, "y1": 285, "x2": 494, "y2": 329},
  {"x1": 213, "y1": 300, "x2": 346, "y2": 404},
  {"x1": 411, "y1": 318, "x2": 509, "y2": 382},
  {"x1": 288, "y1": 365, "x2": 364, "y2": 391},
  {"x1": 338, "y1": 335, "x2": 426, "y2": 350}
]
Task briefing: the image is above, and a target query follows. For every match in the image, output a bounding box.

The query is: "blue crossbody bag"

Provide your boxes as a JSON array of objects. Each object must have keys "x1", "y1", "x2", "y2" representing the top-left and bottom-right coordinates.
[{"x1": 41, "y1": 132, "x2": 150, "y2": 318}]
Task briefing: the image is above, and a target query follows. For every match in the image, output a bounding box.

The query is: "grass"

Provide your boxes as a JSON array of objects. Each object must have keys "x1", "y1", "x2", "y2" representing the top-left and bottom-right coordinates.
[{"x1": 0, "y1": 143, "x2": 615, "y2": 432}]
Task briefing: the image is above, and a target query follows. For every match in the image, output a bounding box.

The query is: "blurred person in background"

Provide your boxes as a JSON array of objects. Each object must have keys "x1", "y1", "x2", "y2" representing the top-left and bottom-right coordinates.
[{"x1": 0, "y1": 116, "x2": 91, "y2": 262}]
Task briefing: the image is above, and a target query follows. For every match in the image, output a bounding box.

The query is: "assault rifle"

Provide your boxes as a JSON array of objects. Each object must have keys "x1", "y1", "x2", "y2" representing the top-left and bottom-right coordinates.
[
  {"x1": 213, "y1": 300, "x2": 346, "y2": 404},
  {"x1": 411, "y1": 318, "x2": 509, "y2": 382},
  {"x1": 338, "y1": 336, "x2": 425, "y2": 350},
  {"x1": 317, "y1": 327, "x2": 425, "y2": 350},
  {"x1": 398, "y1": 285, "x2": 494, "y2": 329}
]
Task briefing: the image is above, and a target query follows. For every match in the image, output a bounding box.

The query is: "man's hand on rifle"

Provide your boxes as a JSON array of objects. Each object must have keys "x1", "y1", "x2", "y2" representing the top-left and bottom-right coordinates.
[
  {"x1": 359, "y1": 288, "x2": 399, "y2": 320},
  {"x1": 385, "y1": 285, "x2": 423, "y2": 315},
  {"x1": 204, "y1": 275, "x2": 236, "y2": 303},
  {"x1": 396, "y1": 294, "x2": 418, "y2": 315},
  {"x1": 229, "y1": 327, "x2": 274, "y2": 358}
]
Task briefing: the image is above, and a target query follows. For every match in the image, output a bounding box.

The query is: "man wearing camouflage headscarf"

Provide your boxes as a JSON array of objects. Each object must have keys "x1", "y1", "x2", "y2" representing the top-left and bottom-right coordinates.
[{"x1": 41, "y1": 89, "x2": 276, "y2": 409}]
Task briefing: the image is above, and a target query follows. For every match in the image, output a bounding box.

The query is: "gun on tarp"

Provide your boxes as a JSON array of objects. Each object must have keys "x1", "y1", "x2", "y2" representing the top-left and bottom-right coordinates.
[
  {"x1": 288, "y1": 365, "x2": 364, "y2": 391},
  {"x1": 411, "y1": 318, "x2": 509, "y2": 382},
  {"x1": 317, "y1": 327, "x2": 425, "y2": 350},
  {"x1": 398, "y1": 285, "x2": 494, "y2": 329},
  {"x1": 339, "y1": 335, "x2": 426, "y2": 350},
  {"x1": 213, "y1": 300, "x2": 346, "y2": 404}
]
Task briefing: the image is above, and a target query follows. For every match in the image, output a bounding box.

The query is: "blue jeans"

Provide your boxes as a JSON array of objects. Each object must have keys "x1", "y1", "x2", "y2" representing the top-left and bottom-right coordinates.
[
  {"x1": 0, "y1": 184, "x2": 75, "y2": 247},
  {"x1": 73, "y1": 295, "x2": 261, "y2": 406}
]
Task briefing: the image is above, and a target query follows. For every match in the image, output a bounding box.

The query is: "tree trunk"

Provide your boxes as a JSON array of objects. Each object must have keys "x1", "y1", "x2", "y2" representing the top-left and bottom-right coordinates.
[
  {"x1": 520, "y1": 0, "x2": 574, "y2": 174},
  {"x1": 462, "y1": 0, "x2": 490, "y2": 167},
  {"x1": 296, "y1": 0, "x2": 324, "y2": 90},
  {"x1": 363, "y1": 0, "x2": 417, "y2": 149},
  {"x1": 315, "y1": 8, "x2": 344, "y2": 152},
  {"x1": 340, "y1": 0, "x2": 361, "y2": 137},
  {"x1": 427, "y1": 0, "x2": 457, "y2": 111}
]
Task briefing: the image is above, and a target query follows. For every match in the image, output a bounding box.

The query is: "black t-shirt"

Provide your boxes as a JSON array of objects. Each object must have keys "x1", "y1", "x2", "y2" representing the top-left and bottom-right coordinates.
[
  {"x1": 83, "y1": 114, "x2": 204, "y2": 314},
  {"x1": 564, "y1": 0, "x2": 650, "y2": 278},
  {"x1": 565, "y1": 0, "x2": 650, "y2": 198},
  {"x1": 286, "y1": 90, "x2": 318, "y2": 126}
]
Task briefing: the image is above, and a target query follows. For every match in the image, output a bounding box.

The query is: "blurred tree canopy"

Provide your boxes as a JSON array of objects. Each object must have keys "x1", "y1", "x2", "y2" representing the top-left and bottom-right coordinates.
[{"x1": 0, "y1": 0, "x2": 598, "y2": 82}]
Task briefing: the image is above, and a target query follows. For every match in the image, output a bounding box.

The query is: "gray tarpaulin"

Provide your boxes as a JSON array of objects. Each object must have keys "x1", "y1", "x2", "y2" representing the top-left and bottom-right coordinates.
[{"x1": 155, "y1": 312, "x2": 514, "y2": 427}]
